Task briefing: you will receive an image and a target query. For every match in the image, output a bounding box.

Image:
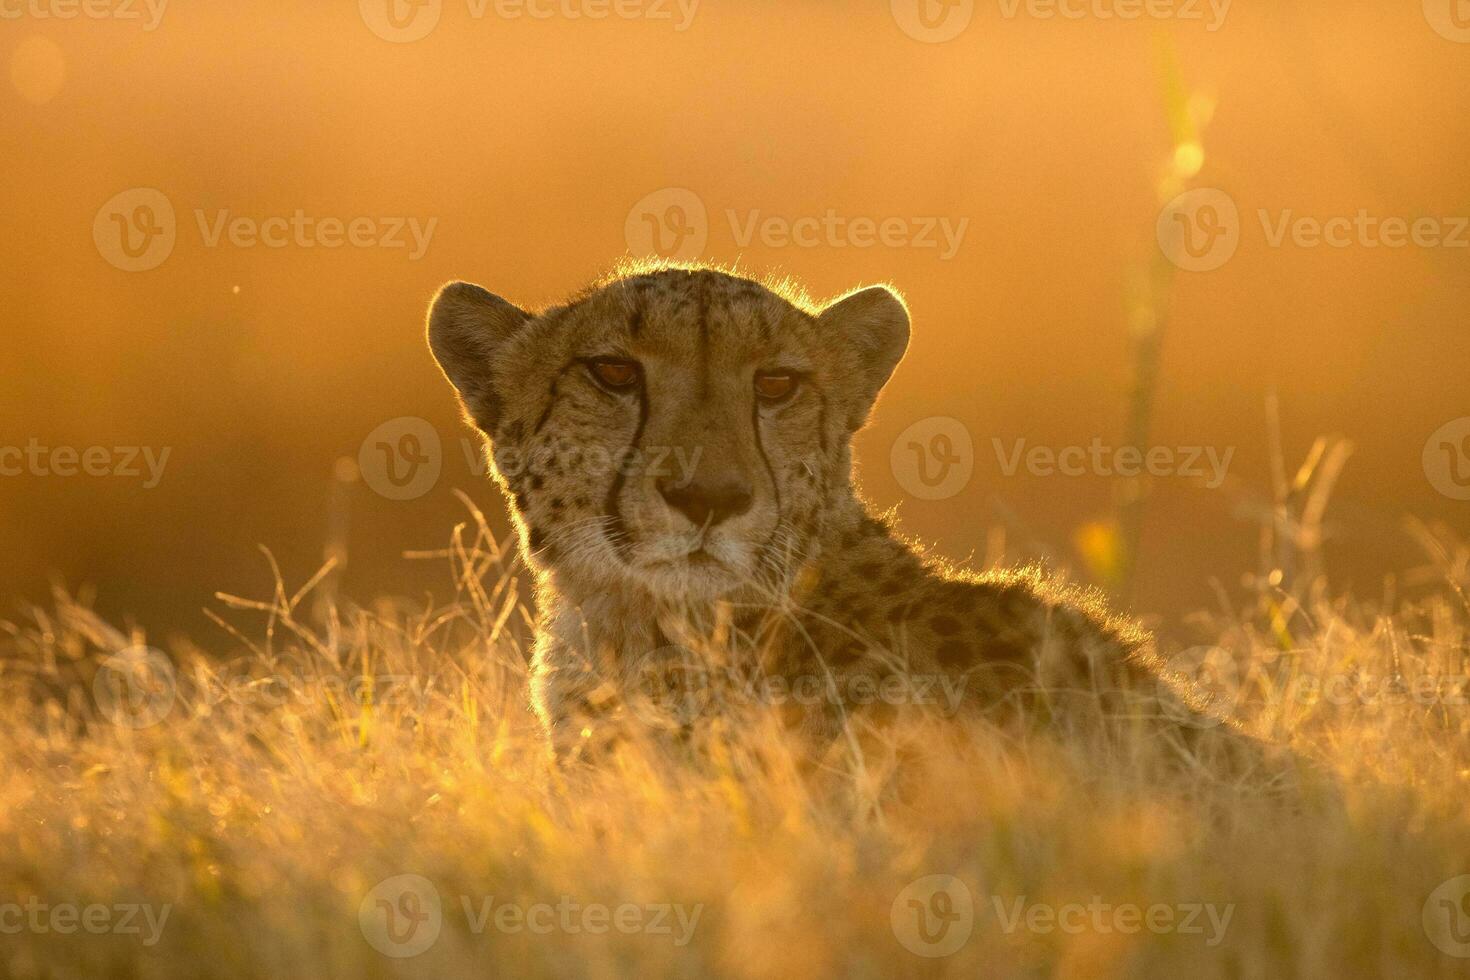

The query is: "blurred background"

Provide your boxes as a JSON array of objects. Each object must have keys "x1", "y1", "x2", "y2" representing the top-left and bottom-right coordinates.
[{"x1": 1, "y1": 0, "x2": 1466, "y2": 647}]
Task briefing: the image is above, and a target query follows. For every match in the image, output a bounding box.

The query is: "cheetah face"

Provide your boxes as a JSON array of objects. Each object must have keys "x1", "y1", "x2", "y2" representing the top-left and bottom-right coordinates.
[{"x1": 428, "y1": 268, "x2": 908, "y2": 606}]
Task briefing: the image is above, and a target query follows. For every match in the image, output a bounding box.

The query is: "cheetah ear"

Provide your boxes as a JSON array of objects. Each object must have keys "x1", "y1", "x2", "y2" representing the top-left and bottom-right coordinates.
[
  {"x1": 427, "y1": 281, "x2": 531, "y2": 434},
  {"x1": 819, "y1": 286, "x2": 910, "y2": 430}
]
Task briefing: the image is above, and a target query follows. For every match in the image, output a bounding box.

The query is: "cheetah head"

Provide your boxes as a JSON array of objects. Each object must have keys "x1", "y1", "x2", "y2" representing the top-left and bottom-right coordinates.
[{"x1": 427, "y1": 267, "x2": 909, "y2": 606}]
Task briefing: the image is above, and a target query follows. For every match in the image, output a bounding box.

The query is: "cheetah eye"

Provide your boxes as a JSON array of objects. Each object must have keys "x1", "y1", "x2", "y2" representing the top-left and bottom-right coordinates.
[
  {"x1": 754, "y1": 372, "x2": 798, "y2": 403},
  {"x1": 588, "y1": 358, "x2": 641, "y2": 391}
]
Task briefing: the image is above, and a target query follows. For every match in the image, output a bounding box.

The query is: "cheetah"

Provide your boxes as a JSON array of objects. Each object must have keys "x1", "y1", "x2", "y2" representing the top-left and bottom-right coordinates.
[{"x1": 427, "y1": 264, "x2": 1271, "y2": 773}]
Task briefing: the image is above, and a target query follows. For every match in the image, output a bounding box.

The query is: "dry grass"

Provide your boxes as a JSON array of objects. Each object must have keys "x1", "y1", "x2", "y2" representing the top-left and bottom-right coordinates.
[{"x1": 2, "y1": 513, "x2": 1469, "y2": 980}]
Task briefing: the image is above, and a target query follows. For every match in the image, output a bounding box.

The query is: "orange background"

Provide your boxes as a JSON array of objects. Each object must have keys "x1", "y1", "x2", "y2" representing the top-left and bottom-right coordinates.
[{"x1": 2, "y1": 2, "x2": 1466, "y2": 643}]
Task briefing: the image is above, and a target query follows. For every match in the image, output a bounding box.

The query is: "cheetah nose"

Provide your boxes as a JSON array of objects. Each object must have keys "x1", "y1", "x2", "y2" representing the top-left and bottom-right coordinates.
[{"x1": 657, "y1": 475, "x2": 754, "y2": 528}]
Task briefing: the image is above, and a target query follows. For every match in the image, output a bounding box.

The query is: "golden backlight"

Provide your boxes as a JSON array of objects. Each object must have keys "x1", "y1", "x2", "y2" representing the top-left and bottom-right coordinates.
[
  {"x1": 1, "y1": 4, "x2": 1466, "y2": 636},
  {"x1": 3, "y1": 6, "x2": 1470, "y2": 978}
]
